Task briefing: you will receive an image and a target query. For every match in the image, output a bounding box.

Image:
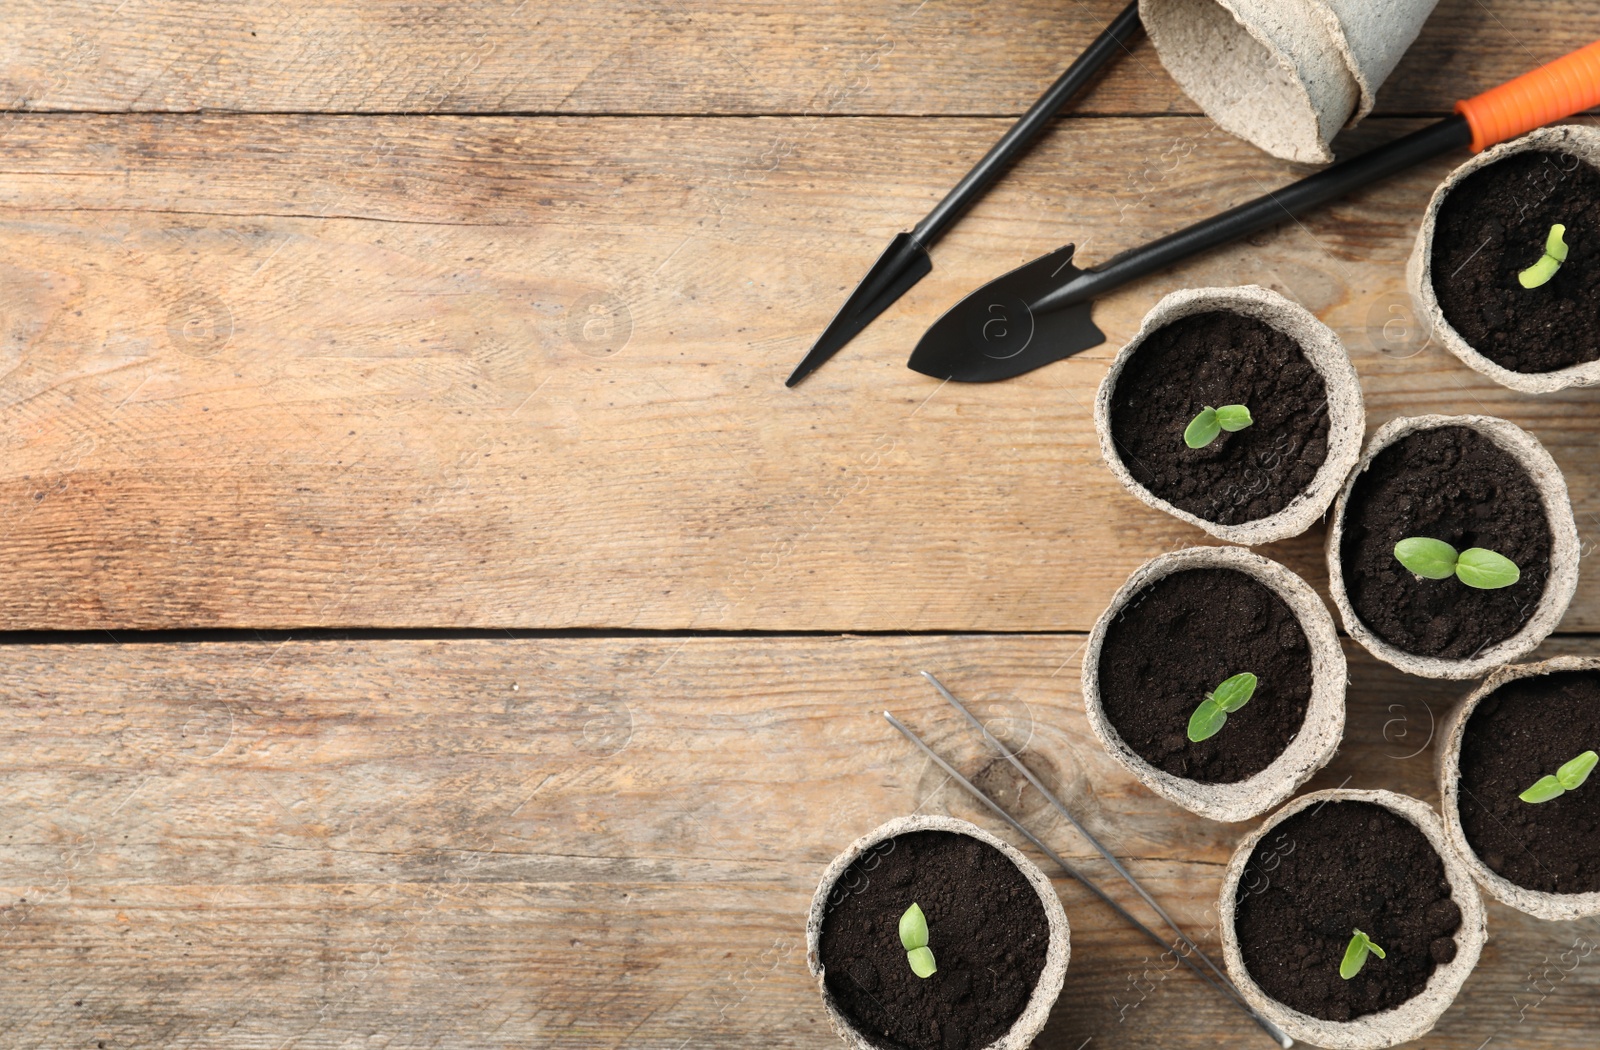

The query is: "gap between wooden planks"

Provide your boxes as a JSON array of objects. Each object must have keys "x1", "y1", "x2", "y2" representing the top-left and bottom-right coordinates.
[
  {"x1": 0, "y1": 633, "x2": 1596, "y2": 1048},
  {"x1": 0, "y1": 0, "x2": 1595, "y2": 117},
  {"x1": 0, "y1": 112, "x2": 1597, "y2": 631}
]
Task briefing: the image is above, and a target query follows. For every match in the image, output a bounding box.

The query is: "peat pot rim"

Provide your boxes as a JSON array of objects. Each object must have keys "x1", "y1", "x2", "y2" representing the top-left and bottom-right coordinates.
[
  {"x1": 1437, "y1": 655, "x2": 1600, "y2": 920},
  {"x1": 1140, "y1": 0, "x2": 1355, "y2": 164},
  {"x1": 1408, "y1": 124, "x2": 1600, "y2": 393},
  {"x1": 1081, "y1": 544, "x2": 1347, "y2": 823},
  {"x1": 1095, "y1": 284, "x2": 1365, "y2": 546},
  {"x1": 1325, "y1": 413, "x2": 1579, "y2": 679},
  {"x1": 805, "y1": 814, "x2": 1071, "y2": 1050},
  {"x1": 1142, "y1": 0, "x2": 1438, "y2": 164},
  {"x1": 1219, "y1": 789, "x2": 1488, "y2": 1050}
]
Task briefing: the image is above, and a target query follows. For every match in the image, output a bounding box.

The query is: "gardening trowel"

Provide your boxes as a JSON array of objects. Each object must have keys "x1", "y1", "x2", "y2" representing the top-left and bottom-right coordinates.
[
  {"x1": 785, "y1": 0, "x2": 1142, "y2": 387},
  {"x1": 909, "y1": 38, "x2": 1600, "y2": 382}
]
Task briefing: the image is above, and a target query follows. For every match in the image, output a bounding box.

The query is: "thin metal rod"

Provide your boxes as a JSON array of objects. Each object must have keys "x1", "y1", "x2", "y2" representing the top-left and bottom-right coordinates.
[
  {"x1": 922, "y1": 671, "x2": 1278, "y2": 1033},
  {"x1": 883, "y1": 712, "x2": 1292, "y2": 1048},
  {"x1": 882, "y1": 714, "x2": 1221, "y2": 985}
]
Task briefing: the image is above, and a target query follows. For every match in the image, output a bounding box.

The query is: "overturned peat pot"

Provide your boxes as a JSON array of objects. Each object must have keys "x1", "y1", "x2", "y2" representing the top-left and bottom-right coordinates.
[
  {"x1": 806, "y1": 816, "x2": 1069, "y2": 1050},
  {"x1": 1441, "y1": 657, "x2": 1600, "y2": 920},
  {"x1": 1328, "y1": 414, "x2": 1578, "y2": 679},
  {"x1": 1220, "y1": 790, "x2": 1486, "y2": 1050}
]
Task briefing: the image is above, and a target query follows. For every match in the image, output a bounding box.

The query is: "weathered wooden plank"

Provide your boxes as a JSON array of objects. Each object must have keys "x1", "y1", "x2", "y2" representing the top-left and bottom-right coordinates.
[
  {"x1": 0, "y1": 0, "x2": 1594, "y2": 118},
  {"x1": 0, "y1": 633, "x2": 1595, "y2": 1048},
  {"x1": 1, "y1": 112, "x2": 1599, "y2": 631}
]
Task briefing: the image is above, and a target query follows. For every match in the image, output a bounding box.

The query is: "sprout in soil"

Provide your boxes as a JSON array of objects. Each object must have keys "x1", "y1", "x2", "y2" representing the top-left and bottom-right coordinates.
[
  {"x1": 899, "y1": 902, "x2": 937, "y2": 978},
  {"x1": 1393, "y1": 537, "x2": 1521, "y2": 590},
  {"x1": 1186, "y1": 672, "x2": 1258, "y2": 742},
  {"x1": 1340, "y1": 928, "x2": 1387, "y2": 980},
  {"x1": 1519, "y1": 749, "x2": 1599, "y2": 804},
  {"x1": 1518, "y1": 223, "x2": 1569, "y2": 289},
  {"x1": 1184, "y1": 404, "x2": 1253, "y2": 449}
]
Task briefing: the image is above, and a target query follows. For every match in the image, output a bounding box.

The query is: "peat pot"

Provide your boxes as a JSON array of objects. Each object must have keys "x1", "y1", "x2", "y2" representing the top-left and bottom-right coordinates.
[
  {"x1": 1409, "y1": 124, "x2": 1600, "y2": 392},
  {"x1": 1219, "y1": 789, "x2": 1487, "y2": 1049},
  {"x1": 1327, "y1": 414, "x2": 1578, "y2": 679},
  {"x1": 1083, "y1": 545, "x2": 1346, "y2": 822},
  {"x1": 1096, "y1": 285, "x2": 1364, "y2": 546},
  {"x1": 806, "y1": 815, "x2": 1070, "y2": 1050},
  {"x1": 1439, "y1": 656, "x2": 1600, "y2": 920}
]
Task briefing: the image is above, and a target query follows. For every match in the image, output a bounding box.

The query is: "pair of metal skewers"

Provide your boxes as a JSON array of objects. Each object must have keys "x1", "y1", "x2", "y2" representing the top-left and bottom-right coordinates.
[{"x1": 885, "y1": 671, "x2": 1292, "y2": 1047}]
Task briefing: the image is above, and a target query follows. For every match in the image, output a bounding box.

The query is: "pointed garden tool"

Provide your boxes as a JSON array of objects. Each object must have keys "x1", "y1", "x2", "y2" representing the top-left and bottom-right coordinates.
[
  {"x1": 908, "y1": 38, "x2": 1600, "y2": 381},
  {"x1": 785, "y1": 0, "x2": 1142, "y2": 387}
]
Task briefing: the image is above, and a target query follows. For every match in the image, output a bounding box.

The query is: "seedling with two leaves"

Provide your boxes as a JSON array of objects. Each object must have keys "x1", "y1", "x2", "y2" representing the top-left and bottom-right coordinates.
[
  {"x1": 1520, "y1": 749, "x2": 1599, "y2": 804},
  {"x1": 1184, "y1": 405, "x2": 1253, "y2": 449},
  {"x1": 1187, "y1": 672, "x2": 1258, "y2": 743},
  {"x1": 1393, "y1": 537, "x2": 1521, "y2": 590},
  {"x1": 899, "y1": 902, "x2": 937, "y2": 978},
  {"x1": 1340, "y1": 929, "x2": 1387, "y2": 980}
]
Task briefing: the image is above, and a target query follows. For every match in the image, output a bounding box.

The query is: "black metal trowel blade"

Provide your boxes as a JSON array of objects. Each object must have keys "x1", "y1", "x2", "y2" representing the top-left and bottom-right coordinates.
[{"x1": 906, "y1": 244, "x2": 1104, "y2": 382}]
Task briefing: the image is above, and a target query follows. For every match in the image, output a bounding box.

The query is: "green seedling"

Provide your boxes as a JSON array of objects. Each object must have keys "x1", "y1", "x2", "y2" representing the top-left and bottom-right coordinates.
[
  {"x1": 1187, "y1": 672, "x2": 1258, "y2": 743},
  {"x1": 1519, "y1": 749, "x2": 1599, "y2": 804},
  {"x1": 1393, "y1": 538, "x2": 1520, "y2": 590},
  {"x1": 1340, "y1": 929, "x2": 1387, "y2": 980},
  {"x1": 898, "y1": 902, "x2": 936, "y2": 978},
  {"x1": 1184, "y1": 404, "x2": 1253, "y2": 449},
  {"x1": 1518, "y1": 223, "x2": 1569, "y2": 289}
]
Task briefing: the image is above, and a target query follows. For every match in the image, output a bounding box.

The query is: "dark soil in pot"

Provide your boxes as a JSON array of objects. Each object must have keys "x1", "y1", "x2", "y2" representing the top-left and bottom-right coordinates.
[
  {"x1": 1108, "y1": 310, "x2": 1331, "y2": 526},
  {"x1": 1431, "y1": 149, "x2": 1600, "y2": 373},
  {"x1": 1457, "y1": 669, "x2": 1600, "y2": 894},
  {"x1": 1234, "y1": 801, "x2": 1463, "y2": 1022},
  {"x1": 818, "y1": 830, "x2": 1048, "y2": 1050},
  {"x1": 1097, "y1": 567, "x2": 1312, "y2": 783},
  {"x1": 1339, "y1": 425, "x2": 1552, "y2": 659}
]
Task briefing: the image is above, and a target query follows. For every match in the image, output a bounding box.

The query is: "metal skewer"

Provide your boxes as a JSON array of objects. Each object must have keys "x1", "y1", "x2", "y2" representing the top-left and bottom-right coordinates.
[
  {"x1": 921, "y1": 672, "x2": 1251, "y2": 1010},
  {"x1": 883, "y1": 710, "x2": 1291, "y2": 1048}
]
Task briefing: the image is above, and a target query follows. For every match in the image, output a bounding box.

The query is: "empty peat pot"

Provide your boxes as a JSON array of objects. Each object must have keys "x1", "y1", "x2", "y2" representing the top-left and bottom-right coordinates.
[
  {"x1": 1327, "y1": 414, "x2": 1579, "y2": 679},
  {"x1": 1219, "y1": 789, "x2": 1487, "y2": 1050},
  {"x1": 1439, "y1": 656, "x2": 1600, "y2": 920},
  {"x1": 806, "y1": 815, "x2": 1070, "y2": 1050},
  {"x1": 1082, "y1": 545, "x2": 1346, "y2": 822},
  {"x1": 1140, "y1": 0, "x2": 1438, "y2": 164},
  {"x1": 1096, "y1": 285, "x2": 1364, "y2": 545},
  {"x1": 1409, "y1": 124, "x2": 1600, "y2": 392}
]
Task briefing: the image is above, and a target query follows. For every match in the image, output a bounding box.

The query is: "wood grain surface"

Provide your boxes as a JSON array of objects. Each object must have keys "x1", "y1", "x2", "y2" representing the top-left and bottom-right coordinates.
[
  {"x1": 1, "y1": 0, "x2": 1596, "y2": 117},
  {"x1": 0, "y1": 634, "x2": 1596, "y2": 1049},
  {"x1": 1, "y1": 108, "x2": 1598, "y2": 630},
  {"x1": 5, "y1": 5, "x2": 1600, "y2": 1049}
]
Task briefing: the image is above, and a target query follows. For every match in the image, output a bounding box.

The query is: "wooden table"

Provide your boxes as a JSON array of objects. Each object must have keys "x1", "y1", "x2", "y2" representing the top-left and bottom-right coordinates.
[{"x1": 1, "y1": 2, "x2": 1597, "y2": 1046}]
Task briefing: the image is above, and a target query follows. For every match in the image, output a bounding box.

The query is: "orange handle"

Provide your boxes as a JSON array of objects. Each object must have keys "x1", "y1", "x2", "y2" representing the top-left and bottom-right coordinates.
[{"x1": 1456, "y1": 39, "x2": 1600, "y2": 152}]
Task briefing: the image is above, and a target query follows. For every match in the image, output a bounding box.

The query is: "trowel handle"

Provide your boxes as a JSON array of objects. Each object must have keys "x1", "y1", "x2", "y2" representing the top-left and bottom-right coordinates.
[
  {"x1": 1036, "y1": 39, "x2": 1600, "y2": 318},
  {"x1": 1457, "y1": 39, "x2": 1600, "y2": 152},
  {"x1": 1035, "y1": 115, "x2": 1473, "y2": 315}
]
